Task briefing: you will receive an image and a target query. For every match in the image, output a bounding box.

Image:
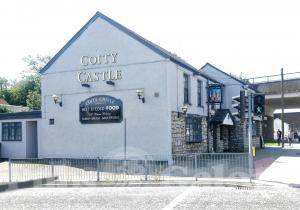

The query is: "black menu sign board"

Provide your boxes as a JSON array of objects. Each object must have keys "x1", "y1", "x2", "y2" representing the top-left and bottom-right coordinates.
[{"x1": 80, "y1": 95, "x2": 123, "y2": 124}]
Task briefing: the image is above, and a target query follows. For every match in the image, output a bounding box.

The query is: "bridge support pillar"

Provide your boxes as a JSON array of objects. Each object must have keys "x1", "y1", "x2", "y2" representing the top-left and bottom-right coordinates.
[{"x1": 263, "y1": 115, "x2": 274, "y2": 140}]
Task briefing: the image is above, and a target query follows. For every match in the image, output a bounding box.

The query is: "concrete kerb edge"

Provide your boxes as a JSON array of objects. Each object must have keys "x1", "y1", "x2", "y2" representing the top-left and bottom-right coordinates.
[
  {"x1": 0, "y1": 176, "x2": 58, "y2": 192},
  {"x1": 40, "y1": 179, "x2": 258, "y2": 189}
]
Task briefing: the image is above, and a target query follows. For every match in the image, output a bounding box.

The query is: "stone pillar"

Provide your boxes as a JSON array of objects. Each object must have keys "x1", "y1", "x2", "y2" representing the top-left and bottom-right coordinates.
[
  {"x1": 230, "y1": 120, "x2": 246, "y2": 152},
  {"x1": 171, "y1": 112, "x2": 186, "y2": 155},
  {"x1": 222, "y1": 126, "x2": 230, "y2": 151},
  {"x1": 215, "y1": 125, "x2": 224, "y2": 152}
]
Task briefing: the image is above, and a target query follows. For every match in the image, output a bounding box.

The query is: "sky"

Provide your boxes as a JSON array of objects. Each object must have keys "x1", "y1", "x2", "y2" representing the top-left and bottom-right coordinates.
[{"x1": 1, "y1": 0, "x2": 300, "y2": 82}]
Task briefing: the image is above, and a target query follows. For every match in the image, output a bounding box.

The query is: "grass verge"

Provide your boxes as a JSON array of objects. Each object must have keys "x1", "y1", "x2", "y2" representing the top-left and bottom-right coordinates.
[{"x1": 264, "y1": 139, "x2": 280, "y2": 147}]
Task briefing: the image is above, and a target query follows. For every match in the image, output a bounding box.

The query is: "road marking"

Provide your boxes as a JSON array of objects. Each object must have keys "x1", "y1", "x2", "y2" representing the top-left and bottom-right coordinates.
[{"x1": 162, "y1": 187, "x2": 194, "y2": 210}]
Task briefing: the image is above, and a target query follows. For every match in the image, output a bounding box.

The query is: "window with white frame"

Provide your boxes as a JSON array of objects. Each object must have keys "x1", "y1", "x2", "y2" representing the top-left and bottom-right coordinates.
[
  {"x1": 197, "y1": 80, "x2": 203, "y2": 106},
  {"x1": 183, "y1": 73, "x2": 190, "y2": 104}
]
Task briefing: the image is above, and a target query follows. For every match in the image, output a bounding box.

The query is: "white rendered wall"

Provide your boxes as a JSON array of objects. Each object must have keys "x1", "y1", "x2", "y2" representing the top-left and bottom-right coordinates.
[
  {"x1": 167, "y1": 62, "x2": 208, "y2": 116},
  {"x1": 0, "y1": 119, "x2": 38, "y2": 159},
  {"x1": 39, "y1": 16, "x2": 175, "y2": 159},
  {"x1": 40, "y1": 61, "x2": 171, "y2": 158},
  {"x1": 201, "y1": 64, "x2": 245, "y2": 112},
  {"x1": 39, "y1": 15, "x2": 211, "y2": 159}
]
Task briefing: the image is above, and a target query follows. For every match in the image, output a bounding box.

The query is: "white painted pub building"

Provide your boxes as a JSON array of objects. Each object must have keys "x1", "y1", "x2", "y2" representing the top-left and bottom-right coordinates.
[{"x1": 0, "y1": 12, "x2": 261, "y2": 159}]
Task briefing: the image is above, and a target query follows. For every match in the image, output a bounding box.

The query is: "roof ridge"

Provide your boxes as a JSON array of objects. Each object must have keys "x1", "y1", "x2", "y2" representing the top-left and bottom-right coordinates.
[
  {"x1": 201, "y1": 62, "x2": 247, "y2": 85},
  {"x1": 40, "y1": 11, "x2": 203, "y2": 77}
]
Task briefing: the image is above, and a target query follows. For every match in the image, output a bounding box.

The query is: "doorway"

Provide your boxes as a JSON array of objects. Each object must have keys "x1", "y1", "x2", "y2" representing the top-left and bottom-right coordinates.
[{"x1": 26, "y1": 121, "x2": 38, "y2": 158}]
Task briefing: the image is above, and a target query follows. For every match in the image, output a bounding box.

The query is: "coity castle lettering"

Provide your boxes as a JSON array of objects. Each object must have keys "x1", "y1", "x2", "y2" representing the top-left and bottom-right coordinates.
[
  {"x1": 77, "y1": 52, "x2": 122, "y2": 83},
  {"x1": 80, "y1": 53, "x2": 118, "y2": 66}
]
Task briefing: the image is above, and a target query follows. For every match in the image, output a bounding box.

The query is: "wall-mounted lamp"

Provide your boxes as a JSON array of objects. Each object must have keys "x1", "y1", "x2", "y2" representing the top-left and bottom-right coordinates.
[
  {"x1": 52, "y1": 94, "x2": 62, "y2": 107},
  {"x1": 177, "y1": 105, "x2": 188, "y2": 117},
  {"x1": 81, "y1": 83, "x2": 90, "y2": 88},
  {"x1": 106, "y1": 81, "x2": 115, "y2": 86},
  {"x1": 136, "y1": 89, "x2": 145, "y2": 103}
]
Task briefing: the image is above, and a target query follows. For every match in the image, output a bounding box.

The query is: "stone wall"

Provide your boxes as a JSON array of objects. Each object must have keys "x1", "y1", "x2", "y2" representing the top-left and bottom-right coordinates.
[
  {"x1": 171, "y1": 112, "x2": 208, "y2": 155},
  {"x1": 221, "y1": 125, "x2": 229, "y2": 151},
  {"x1": 171, "y1": 111, "x2": 263, "y2": 155},
  {"x1": 252, "y1": 121, "x2": 263, "y2": 149},
  {"x1": 229, "y1": 120, "x2": 246, "y2": 152}
]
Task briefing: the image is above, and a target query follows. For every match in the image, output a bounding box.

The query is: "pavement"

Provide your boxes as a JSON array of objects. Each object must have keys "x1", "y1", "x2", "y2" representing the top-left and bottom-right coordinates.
[
  {"x1": 0, "y1": 144, "x2": 299, "y2": 193},
  {"x1": 0, "y1": 161, "x2": 9, "y2": 183},
  {"x1": 0, "y1": 185, "x2": 299, "y2": 209},
  {"x1": 0, "y1": 146, "x2": 300, "y2": 209},
  {"x1": 254, "y1": 143, "x2": 300, "y2": 186}
]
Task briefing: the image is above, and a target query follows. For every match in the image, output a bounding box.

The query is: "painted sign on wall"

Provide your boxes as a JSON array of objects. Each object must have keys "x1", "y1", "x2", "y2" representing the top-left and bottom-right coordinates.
[
  {"x1": 77, "y1": 52, "x2": 122, "y2": 83},
  {"x1": 79, "y1": 95, "x2": 123, "y2": 124}
]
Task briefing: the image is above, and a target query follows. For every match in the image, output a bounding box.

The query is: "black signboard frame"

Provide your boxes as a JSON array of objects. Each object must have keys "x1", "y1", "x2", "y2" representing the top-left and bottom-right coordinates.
[{"x1": 79, "y1": 95, "x2": 123, "y2": 124}]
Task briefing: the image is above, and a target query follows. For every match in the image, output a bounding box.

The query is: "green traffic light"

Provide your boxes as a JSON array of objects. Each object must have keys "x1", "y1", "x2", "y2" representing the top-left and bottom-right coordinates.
[
  {"x1": 255, "y1": 106, "x2": 264, "y2": 114},
  {"x1": 256, "y1": 106, "x2": 262, "y2": 113},
  {"x1": 253, "y1": 94, "x2": 265, "y2": 116}
]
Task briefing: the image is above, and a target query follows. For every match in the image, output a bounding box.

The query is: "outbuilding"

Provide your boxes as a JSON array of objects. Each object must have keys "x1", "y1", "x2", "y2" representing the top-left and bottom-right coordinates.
[{"x1": 0, "y1": 111, "x2": 40, "y2": 158}]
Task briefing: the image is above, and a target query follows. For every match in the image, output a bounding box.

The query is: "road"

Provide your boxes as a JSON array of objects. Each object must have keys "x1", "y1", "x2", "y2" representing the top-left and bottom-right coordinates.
[{"x1": 0, "y1": 186, "x2": 300, "y2": 210}]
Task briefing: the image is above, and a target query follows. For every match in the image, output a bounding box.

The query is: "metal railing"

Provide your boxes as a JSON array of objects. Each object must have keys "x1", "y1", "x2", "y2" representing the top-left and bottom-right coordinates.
[
  {"x1": 8, "y1": 153, "x2": 250, "y2": 182},
  {"x1": 247, "y1": 71, "x2": 300, "y2": 84}
]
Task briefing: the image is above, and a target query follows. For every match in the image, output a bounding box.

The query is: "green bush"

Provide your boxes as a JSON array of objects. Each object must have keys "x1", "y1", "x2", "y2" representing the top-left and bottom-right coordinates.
[{"x1": 0, "y1": 105, "x2": 11, "y2": 113}]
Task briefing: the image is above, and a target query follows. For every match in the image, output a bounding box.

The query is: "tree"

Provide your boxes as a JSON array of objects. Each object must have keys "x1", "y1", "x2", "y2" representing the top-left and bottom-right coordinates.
[
  {"x1": 26, "y1": 90, "x2": 41, "y2": 110},
  {"x1": 0, "y1": 55, "x2": 50, "y2": 111},
  {"x1": 22, "y1": 54, "x2": 51, "y2": 76},
  {"x1": 0, "y1": 77, "x2": 9, "y2": 91},
  {"x1": 21, "y1": 54, "x2": 50, "y2": 110},
  {"x1": 9, "y1": 75, "x2": 39, "y2": 107},
  {"x1": 230, "y1": 72, "x2": 250, "y2": 84}
]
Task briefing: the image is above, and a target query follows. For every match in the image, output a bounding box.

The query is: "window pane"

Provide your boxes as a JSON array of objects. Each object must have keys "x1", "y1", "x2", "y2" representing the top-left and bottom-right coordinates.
[
  {"x1": 185, "y1": 116, "x2": 202, "y2": 143},
  {"x1": 2, "y1": 123, "x2": 9, "y2": 141},
  {"x1": 9, "y1": 124, "x2": 15, "y2": 141},
  {"x1": 2, "y1": 122, "x2": 22, "y2": 141},
  {"x1": 16, "y1": 122, "x2": 22, "y2": 141},
  {"x1": 184, "y1": 74, "x2": 189, "y2": 104},
  {"x1": 197, "y1": 80, "x2": 202, "y2": 106}
]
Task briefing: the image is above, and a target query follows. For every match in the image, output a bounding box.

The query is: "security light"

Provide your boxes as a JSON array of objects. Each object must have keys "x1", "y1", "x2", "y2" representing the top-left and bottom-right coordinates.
[
  {"x1": 177, "y1": 105, "x2": 188, "y2": 118},
  {"x1": 181, "y1": 105, "x2": 188, "y2": 114},
  {"x1": 136, "y1": 89, "x2": 145, "y2": 103},
  {"x1": 52, "y1": 94, "x2": 62, "y2": 107}
]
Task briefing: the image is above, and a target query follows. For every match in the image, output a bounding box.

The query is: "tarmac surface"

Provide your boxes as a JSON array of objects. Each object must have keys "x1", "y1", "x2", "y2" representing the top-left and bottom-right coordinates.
[{"x1": 0, "y1": 186, "x2": 300, "y2": 210}]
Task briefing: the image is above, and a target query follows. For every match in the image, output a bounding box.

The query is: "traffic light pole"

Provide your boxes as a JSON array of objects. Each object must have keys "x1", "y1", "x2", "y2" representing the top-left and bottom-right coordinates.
[
  {"x1": 247, "y1": 91, "x2": 253, "y2": 181},
  {"x1": 281, "y1": 68, "x2": 285, "y2": 148}
]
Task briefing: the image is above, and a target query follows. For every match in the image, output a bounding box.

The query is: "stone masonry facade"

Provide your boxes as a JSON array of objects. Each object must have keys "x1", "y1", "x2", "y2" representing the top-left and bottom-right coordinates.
[
  {"x1": 171, "y1": 112, "x2": 208, "y2": 155},
  {"x1": 171, "y1": 111, "x2": 263, "y2": 155}
]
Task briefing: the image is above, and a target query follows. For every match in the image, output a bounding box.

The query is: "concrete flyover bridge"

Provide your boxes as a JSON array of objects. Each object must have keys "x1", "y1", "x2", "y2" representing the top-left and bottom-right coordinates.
[{"x1": 249, "y1": 71, "x2": 300, "y2": 140}]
